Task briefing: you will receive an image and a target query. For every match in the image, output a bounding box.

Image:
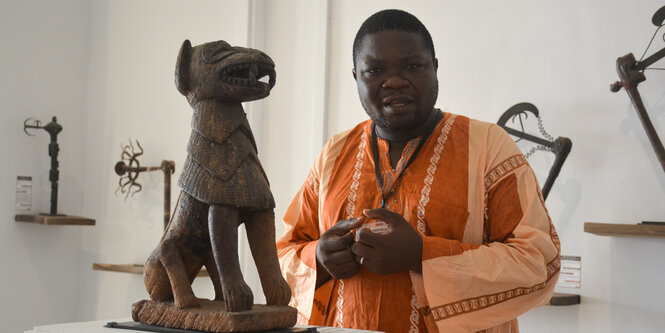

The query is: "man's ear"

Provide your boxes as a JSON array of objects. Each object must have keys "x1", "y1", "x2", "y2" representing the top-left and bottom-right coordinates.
[
  {"x1": 433, "y1": 58, "x2": 438, "y2": 72},
  {"x1": 352, "y1": 68, "x2": 357, "y2": 81},
  {"x1": 175, "y1": 39, "x2": 193, "y2": 96}
]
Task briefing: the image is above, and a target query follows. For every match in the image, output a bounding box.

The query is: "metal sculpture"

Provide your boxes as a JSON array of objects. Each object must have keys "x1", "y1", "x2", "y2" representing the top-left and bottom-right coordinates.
[
  {"x1": 610, "y1": 5, "x2": 665, "y2": 176},
  {"x1": 499, "y1": 103, "x2": 577, "y2": 306},
  {"x1": 497, "y1": 103, "x2": 572, "y2": 200},
  {"x1": 23, "y1": 116, "x2": 63, "y2": 215},
  {"x1": 114, "y1": 139, "x2": 175, "y2": 230}
]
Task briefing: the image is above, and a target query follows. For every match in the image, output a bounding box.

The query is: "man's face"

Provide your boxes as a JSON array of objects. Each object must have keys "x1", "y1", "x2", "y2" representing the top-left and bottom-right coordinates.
[{"x1": 354, "y1": 30, "x2": 438, "y2": 132}]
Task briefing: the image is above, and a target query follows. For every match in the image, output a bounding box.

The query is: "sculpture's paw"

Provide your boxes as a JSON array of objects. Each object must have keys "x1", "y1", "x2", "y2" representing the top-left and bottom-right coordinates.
[
  {"x1": 174, "y1": 293, "x2": 200, "y2": 309},
  {"x1": 223, "y1": 280, "x2": 253, "y2": 312},
  {"x1": 265, "y1": 276, "x2": 291, "y2": 306}
]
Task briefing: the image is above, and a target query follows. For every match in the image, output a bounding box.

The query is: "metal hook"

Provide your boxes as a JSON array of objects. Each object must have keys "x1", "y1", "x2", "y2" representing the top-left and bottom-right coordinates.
[{"x1": 23, "y1": 118, "x2": 42, "y2": 136}]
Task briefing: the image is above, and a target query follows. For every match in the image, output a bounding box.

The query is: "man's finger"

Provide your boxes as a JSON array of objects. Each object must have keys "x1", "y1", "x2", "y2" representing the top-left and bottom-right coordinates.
[
  {"x1": 327, "y1": 247, "x2": 356, "y2": 264},
  {"x1": 362, "y1": 208, "x2": 402, "y2": 224},
  {"x1": 330, "y1": 216, "x2": 366, "y2": 233},
  {"x1": 336, "y1": 266, "x2": 361, "y2": 280},
  {"x1": 335, "y1": 258, "x2": 360, "y2": 272},
  {"x1": 351, "y1": 242, "x2": 377, "y2": 262},
  {"x1": 320, "y1": 231, "x2": 356, "y2": 252},
  {"x1": 355, "y1": 228, "x2": 386, "y2": 246},
  {"x1": 329, "y1": 258, "x2": 360, "y2": 279}
]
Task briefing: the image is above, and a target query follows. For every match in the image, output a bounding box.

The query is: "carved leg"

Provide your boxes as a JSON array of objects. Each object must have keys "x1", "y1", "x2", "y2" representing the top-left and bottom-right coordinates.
[
  {"x1": 209, "y1": 204, "x2": 253, "y2": 312},
  {"x1": 144, "y1": 255, "x2": 173, "y2": 302},
  {"x1": 244, "y1": 209, "x2": 291, "y2": 306},
  {"x1": 158, "y1": 239, "x2": 199, "y2": 309},
  {"x1": 204, "y1": 252, "x2": 224, "y2": 301}
]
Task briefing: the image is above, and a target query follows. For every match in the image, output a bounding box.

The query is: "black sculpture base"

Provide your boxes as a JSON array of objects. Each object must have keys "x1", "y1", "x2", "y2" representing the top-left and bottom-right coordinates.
[
  {"x1": 105, "y1": 321, "x2": 315, "y2": 333},
  {"x1": 549, "y1": 293, "x2": 580, "y2": 306}
]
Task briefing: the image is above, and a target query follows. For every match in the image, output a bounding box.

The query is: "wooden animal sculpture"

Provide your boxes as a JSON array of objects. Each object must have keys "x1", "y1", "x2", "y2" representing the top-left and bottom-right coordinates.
[{"x1": 141, "y1": 39, "x2": 291, "y2": 313}]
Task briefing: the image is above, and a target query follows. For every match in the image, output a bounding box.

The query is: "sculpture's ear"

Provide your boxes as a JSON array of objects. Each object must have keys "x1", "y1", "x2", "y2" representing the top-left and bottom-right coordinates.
[{"x1": 175, "y1": 39, "x2": 193, "y2": 95}]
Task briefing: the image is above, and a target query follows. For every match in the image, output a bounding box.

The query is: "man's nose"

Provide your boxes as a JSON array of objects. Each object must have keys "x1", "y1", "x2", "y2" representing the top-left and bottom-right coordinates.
[{"x1": 382, "y1": 74, "x2": 409, "y2": 89}]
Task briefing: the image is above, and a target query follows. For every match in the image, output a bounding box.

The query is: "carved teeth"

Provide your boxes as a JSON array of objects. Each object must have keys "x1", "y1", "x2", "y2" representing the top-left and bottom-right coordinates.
[
  {"x1": 222, "y1": 62, "x2": 274, "y2": 89},
  {"x1": 249, "y1": 64, "x2": 257, "y2": 85},
  {"x1": 268, "y1": 69, "x2": 276, "y2": 88}
]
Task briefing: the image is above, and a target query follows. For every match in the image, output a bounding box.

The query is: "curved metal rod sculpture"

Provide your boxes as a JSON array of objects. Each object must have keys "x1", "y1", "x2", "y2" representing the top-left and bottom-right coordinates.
[
  {"x1": 610, "y1": 5, "x2": 665, "y2": 175},
  {"x1": 115, "y1": 139, "x2": 175, "y2": 230},
  {"x1": 498, "y1": 103, "x2": 572, "y2": 200}
]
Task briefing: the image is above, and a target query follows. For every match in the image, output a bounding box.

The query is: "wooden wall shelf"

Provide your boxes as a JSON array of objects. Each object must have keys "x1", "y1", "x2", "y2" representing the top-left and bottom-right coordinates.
[
  {"x1": 584, "y1": 222, "x2": 665, "y2": 238},
  {"x1": 92, "y1": 263, "x2": 209, "y2": 277},
  {"x1": 15, "y1": 214, "x2": 95, "y2": 225}
]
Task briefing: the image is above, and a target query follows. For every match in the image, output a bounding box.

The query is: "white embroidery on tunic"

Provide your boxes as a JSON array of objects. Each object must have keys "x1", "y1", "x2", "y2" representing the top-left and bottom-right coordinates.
[
  {"x1": 409, "y1": 290, "x2": 420, "y2": 333},
  {"x1": 483, "y1": 154, "x2": 527, "y2": 191},
  {"x1": 335, "y1": 281, "x2": 345, "y2": 328},
  {"x1": 336, "y1": 130, "x2": 367, "y2": 328},
  {"x1": 416, "y1": 114, "x2": 457, "y2": 235},
  {"x1": 410, "y1": 113, "x2": 457, "y2": 332}
]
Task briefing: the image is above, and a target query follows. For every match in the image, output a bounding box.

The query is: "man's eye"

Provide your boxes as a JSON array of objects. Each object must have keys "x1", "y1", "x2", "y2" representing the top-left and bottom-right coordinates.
[
  {"x1": 406, "y1": 64, "x2": 423, "y2": 70},
  {"x1": 365, "y1": 68, "x2": 383, "y2": 75}
]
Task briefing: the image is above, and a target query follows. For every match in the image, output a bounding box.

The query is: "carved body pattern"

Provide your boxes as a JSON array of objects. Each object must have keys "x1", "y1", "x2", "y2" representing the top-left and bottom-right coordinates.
[{"x1": 142, "y1": 40, "x2": 291, "y2": 313}]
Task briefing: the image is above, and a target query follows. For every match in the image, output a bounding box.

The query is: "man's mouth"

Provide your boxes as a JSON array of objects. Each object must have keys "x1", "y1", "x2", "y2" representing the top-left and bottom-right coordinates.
[{"x1": 382, "y1": 95, "x2": 414, "y2": 111}]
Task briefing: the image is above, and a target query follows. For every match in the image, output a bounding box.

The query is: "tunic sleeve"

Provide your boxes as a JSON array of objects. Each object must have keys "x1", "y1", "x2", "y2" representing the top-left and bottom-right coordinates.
[
  {"x1": 412, "y1": 124, "x2": 561, "y2": 332},
  {"x1": 276, "y1": 167, "x2": 322, "y2": 324},
  {"x1": 277, "y1": 136, "x2": 342, "y2": 326}
]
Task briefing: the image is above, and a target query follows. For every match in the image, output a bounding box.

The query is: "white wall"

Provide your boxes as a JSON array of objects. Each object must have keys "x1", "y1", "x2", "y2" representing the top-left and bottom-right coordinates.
[
  {"x1": 3, "y1": 1, "x2": 665, "y2": 332},
  {"x1": 0, "y1": 1, "x2": 90, "y2": 332}
]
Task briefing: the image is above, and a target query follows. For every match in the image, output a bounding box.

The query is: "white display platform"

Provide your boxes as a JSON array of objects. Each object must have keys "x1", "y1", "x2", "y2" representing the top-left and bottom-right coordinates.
[
  {"x1": 25, "y1": 319, "x2": 384, "y2": 333},
  {"x1": 518, "y1": 299, "x2": 665, "y2": 333}
]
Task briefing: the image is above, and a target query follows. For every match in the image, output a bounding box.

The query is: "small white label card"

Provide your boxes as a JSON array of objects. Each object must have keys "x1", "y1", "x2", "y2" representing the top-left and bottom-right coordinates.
[
  {"x1": 15, "y1": 176, "x2": 32, "y2": 211},
  {"x1": 556, "y1": 255, "x2": 581, "y2": 289}
]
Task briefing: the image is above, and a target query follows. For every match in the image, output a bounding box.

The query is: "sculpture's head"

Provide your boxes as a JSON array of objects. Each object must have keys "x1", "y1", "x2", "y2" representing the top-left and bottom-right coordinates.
[{"x1": 175, "y1": 39, "x2": 276, "y2": 103}]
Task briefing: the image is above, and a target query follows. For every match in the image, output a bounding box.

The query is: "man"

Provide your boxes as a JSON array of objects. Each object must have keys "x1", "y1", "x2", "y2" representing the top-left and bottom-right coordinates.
[{"x1": 277, "y1": 9, "x2": 560, "y2": 333}]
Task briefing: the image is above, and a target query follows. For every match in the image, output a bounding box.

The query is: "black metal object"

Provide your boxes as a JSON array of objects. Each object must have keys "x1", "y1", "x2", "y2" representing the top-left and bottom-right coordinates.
[
  {"x1": 114, "y1": 139, "x2": 175, "y2": 230},
  {"x1": 23, "y1": 116, "x2": 63, "y2": 215},
  {"x1": 105, "y1": 321, "x2": 317, "y2": 333},
  {"x1": 610, "y1": 5, "x2": 665, "y2": 176},
  {"x1": 497, "y1": 103, "x2": 572, "y2": 200}
]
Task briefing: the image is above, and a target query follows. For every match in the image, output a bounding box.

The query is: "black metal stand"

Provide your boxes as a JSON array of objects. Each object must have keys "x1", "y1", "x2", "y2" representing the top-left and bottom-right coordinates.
[
  {"x1": 24, "y1": 116, "x2": 62, "y2": 215},
  {"x1": 19, "y1": 116, "x2": 95, "y2": 226}
]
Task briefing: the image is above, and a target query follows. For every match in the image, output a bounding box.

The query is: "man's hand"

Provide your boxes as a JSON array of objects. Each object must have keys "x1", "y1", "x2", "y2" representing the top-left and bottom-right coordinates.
[
  {"x1": 352, "y1": 208, "x2": 423, "y2": 275},
  {"x1": 315, "y1": 217, "x2": 366, "y2": 288}
]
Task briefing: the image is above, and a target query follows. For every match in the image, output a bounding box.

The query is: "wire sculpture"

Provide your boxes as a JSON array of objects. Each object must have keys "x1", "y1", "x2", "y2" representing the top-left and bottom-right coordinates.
[
  {"x1": 115, "y1": 140, "x2": 145, "y2": 198},
  {"x1": 610, "y1": 5, "x2": 665, "y2": 176},
  {"x1": 497, "y1": 103, "x2": 572, "y2": 200},
  {"x1": 114, "y1": 139, "x2": 175, "y2": 229}
]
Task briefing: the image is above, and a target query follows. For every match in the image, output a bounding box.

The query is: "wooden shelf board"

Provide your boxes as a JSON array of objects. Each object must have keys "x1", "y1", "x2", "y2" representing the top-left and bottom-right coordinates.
[
  {"x1": 15, "y1": 214, "x2": 95, "y2": 225},
  {"x1": 92, "y1": 263, "x2": 209, "y2": 277},
  {"x1": 92, "y1": 263, "x2": 144, "y2": 274},
  {"x1": 584, "y1": 222, "x2": 665, "y2": 238}
]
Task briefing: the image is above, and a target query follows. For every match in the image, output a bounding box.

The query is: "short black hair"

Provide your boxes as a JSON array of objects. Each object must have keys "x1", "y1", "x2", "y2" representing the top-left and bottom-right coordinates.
[{"x1": 352, "y1": 9, "x2": 435, "y2": 68}]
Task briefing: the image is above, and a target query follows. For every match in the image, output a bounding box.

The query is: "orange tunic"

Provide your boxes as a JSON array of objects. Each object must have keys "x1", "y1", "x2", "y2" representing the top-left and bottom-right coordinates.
[{"x1": 277, "y1": 112, "x2": 560, "y2": 332}]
